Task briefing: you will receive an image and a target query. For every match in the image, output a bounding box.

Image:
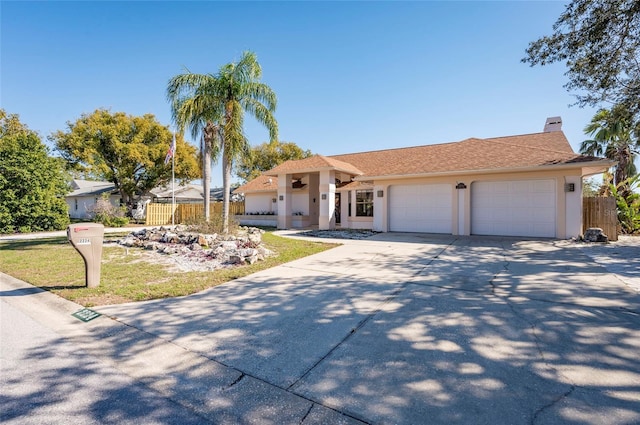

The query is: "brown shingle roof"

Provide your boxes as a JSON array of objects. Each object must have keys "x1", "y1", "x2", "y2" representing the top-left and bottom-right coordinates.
[
  {"x1": 338, "y1": 181, "x2": 374, "y2": 190},
  {"x1": 264, "y1": 155, "x2": 364, "y2": 176},
  {"x1": 331, "y1": 131, "x2": 603, "y2": 178},
  {"x1": 234, "y1": 174, "x2": 278, "y2": 194},
  {"x1": 237, "y1": 131, "x2": 612, "y2": 193}
]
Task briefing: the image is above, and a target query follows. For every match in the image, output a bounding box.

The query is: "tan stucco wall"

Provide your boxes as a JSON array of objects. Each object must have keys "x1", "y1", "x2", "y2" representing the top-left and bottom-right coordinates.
[
  {"x1": 372, "y1": 168, "x2": 583, "y2": 238},
  {"x1": 245, "y1": 193, "x2": 276, "y2": 214},
  {"x1": 292, "y1": 192, "x2": 309, "y2": 215},
  {"x1": 246, "y1": 167, "x2": 585, "y2": 238}
]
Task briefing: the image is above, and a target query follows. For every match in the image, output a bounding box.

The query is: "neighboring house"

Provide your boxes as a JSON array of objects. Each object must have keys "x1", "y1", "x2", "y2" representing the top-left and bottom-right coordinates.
[
  {"x1": 66, "y1": 179, "x2": 121, "y2": 219},
  {"x1": 150, "y1": 184, "x2": 244, "y2": 203},
  {"x1": 234, "y1": 117, "x2": 614, "y2": 239},
  {"x1": 150, "y1": 184, "x2": 205, "y2": 204},
  {"x1": 66, "y1": 180, "x2": 242, "y2": 219}
]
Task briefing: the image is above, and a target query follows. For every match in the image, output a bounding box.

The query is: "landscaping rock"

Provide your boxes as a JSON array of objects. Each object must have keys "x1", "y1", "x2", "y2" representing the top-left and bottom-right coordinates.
[
  {"x1": 144, "y1": 242, "x2": 160, "y2": 251},
  {"x1": 583, "y1": 227, "x2": 609, "y2": 243},
  {"x1": 148, "y1": 232, "x2": 163, "y2": 242},
  {"x1": 113, "y1": 226, "x2": 272, "y2": 272},
  {"x1": 221, "y1": 241, "x2": 238, "y2": 250},
  {"x1": 228, "y1": 254, "x2": 244, "y2": 264},
  {"x1": 120, "y1": 236, "x2": 139, "y2": 247},
  {"x1": 162, "y1": 232, "x2": 179, "y2": 243}
]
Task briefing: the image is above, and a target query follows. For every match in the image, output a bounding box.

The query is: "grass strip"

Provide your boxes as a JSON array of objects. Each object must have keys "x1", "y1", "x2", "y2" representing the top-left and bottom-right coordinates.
[{"x1": 0, "y1": 232, "x2": 336, "y2": 307}]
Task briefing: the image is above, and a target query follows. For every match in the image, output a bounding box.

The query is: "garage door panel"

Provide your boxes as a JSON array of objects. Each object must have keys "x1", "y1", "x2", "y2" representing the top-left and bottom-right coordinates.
[
  {"x1": 471, "y1": 180, "x2": 556, "y2": 237},
  {"x1": 389, "y1": 184, "x2": 452, "y2": 233}
]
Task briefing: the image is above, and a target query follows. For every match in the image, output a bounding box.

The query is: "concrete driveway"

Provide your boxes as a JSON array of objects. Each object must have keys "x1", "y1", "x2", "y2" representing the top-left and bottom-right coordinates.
[
  {"x1": 86, "y1": 232, "x2": 640, "y2": 425},
  {"x1": 4, "y1": 232, "x2": 637, "y2": 424}
]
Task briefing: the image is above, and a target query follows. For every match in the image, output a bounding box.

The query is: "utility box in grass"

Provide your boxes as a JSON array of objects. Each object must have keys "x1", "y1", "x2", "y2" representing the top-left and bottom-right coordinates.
[{"x1": 67, "y1": 223, "x2": 104, "y2": 288}]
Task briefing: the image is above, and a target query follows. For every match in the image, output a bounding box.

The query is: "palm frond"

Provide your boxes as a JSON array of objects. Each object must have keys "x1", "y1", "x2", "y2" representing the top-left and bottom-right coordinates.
[
  {"x1": 243, "y1": 82, "x2": 277, "y2": 111},
  {"x1": 579, "y1": 138, "x2": 605, "y2": 157},
  {"x1": 242, "y1": 97, "x2": 278, "y2": 142},
  {"x1": 233, "y1": 51, "x2": 261, "y2": 82}
]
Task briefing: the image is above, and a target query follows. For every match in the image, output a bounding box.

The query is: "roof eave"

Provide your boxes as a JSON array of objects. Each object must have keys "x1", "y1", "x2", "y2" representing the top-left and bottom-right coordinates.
[
  {"x1": 234, "y1": 188, "x2": 277, "y2": 194},
  {"x1": 581, "y1": 160, "x2": 617, "y2": 177},
  {"x1": 264, "y1": 166, "x2": 363, "y2": 176}
]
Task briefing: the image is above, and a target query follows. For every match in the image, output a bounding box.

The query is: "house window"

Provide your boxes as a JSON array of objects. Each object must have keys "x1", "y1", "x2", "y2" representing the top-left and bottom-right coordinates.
[
  {"x1": 74, "y1": 199, "x2": 78, "y2": 211},
  {"x1": 355, "y1": 189, "x2": 373, "y2": 217}
]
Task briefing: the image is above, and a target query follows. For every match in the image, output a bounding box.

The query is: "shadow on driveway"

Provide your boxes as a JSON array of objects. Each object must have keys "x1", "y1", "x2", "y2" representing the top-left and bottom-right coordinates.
[{"x1": 79, "y1": 234, "x2": 640, "y2": 424}]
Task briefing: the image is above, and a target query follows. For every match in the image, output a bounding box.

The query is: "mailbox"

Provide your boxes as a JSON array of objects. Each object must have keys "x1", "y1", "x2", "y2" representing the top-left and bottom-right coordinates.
[{"x1": 67, "y1": 223, "x2": 105, "y2": 288}]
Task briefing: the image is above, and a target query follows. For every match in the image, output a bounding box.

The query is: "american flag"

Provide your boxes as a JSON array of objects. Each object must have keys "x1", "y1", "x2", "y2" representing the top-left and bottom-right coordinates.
[{"x1": 164, "y1": 135, "x2": 176, "y2": 165}]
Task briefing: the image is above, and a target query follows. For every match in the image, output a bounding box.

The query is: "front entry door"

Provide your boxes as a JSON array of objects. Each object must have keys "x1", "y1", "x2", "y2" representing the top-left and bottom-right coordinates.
[{"x1": 335, "y1": 193, "x2": 341, "y2": 225}]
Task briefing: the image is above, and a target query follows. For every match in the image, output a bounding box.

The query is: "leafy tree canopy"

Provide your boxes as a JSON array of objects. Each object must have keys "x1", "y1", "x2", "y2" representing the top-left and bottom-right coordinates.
[
  {"x1": 523, "y1": 0, "x2": 640, "y2": 116},
  {"x1": 1, "y1": 109, "x2": 32, "y2": 137},
  {"x1": 50, "y1": 109, "x2": 200, "y2": 204},
  {"x1": 235, "y1": 141, "x2": 312, "y2": 182},
  {"x1": 0, "y1": 109, "x2": 70, "y2": 233}
]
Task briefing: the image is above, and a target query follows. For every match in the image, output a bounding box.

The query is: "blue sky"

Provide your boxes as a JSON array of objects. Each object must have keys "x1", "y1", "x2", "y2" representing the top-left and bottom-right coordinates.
[{"x1": 2, "y1": 1, "x2": 600, "y2": 186}]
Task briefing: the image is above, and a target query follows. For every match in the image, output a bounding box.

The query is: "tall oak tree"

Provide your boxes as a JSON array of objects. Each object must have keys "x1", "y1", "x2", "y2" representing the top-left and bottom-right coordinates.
[{"x1": 51, "y1": 109, "x2": 199, "y2": 205}]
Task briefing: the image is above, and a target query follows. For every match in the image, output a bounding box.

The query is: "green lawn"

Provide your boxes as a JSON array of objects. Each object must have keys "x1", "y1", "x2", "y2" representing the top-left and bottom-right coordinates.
[{"x1": 0, "y1": 232, "x2": 336, "y2": 307}]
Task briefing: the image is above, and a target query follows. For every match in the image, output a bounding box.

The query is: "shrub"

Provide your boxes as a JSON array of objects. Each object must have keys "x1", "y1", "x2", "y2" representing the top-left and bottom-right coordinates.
[
  {"x1": 611, "y1": 175, "x2": 640, "y2": 234},
  {"x1": 183, "y1": 214, "x2": 239, "y2": 235},
  {"x1": 0, "y1": 115, "x2": 70, "y2": 234},
  {"x1": 91, "y1": 195, "x2": 129, "y2": 227}
]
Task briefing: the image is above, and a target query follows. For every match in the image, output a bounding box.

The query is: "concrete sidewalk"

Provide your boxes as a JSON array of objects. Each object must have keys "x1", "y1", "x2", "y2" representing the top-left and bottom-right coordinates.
[
  {"x1": 2, "y1": 233, "x2": 640, "y2": 424},
  {"x1": 0, "y1": 226, "x2": 151, "y2": 242}
]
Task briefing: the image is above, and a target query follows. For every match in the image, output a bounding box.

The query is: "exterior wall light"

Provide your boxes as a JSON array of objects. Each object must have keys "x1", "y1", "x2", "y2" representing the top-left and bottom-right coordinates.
[{"x1": 377, "y1": 190, "x2": 384, "y2": 197}]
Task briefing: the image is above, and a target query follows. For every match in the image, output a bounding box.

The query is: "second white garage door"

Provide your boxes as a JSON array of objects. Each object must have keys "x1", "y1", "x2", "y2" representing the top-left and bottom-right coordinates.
[
  {"x1": 389, "y1": 184, "x2": 452, "y2": 233},
  {"x1": 471, "y1": 180, "x2": 556, "y2": 237}
]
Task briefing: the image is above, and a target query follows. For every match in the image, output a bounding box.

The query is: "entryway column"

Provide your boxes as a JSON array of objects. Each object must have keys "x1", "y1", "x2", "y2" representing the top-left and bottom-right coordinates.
[
  {"x1": 455, "y1": 181, "x2": 469, "y2": 235},
  {"x1": 277, "y1": 173, "x2": 292, "y2": 229},
  {"x1": 373, "y1": 185, "x2": 385, "y2": 232},
  {"x1": 319, "y1": 170, "x2": 336, "y2": 230}
]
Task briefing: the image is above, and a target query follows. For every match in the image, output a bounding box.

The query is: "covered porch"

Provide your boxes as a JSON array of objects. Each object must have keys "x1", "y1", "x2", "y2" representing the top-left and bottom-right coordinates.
[{"x1": 263, "y1": 156, "x2": 374, "y2": 231}]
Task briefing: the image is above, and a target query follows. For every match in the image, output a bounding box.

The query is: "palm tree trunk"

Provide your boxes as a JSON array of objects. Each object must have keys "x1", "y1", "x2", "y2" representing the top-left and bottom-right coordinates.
[
  {"x1": 202, "y1": 123, "x2": 215, "y2": 222},
  {"x1": 616, "y1": 146, "x2": 632, "y2": 199},
  {"x1": 203, "y1": 143, "x2": 211, "y2": 222},
  {"x1": 222, "y1": 149, "x2": 231, "y2": 234}
]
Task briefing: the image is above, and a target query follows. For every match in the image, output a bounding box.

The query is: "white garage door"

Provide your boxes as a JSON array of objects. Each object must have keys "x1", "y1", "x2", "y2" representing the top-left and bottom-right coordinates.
[
  {"x1": 471, "y1": 180, "x2": 556, "y2": 237},
  {"x1": 389, "y1": 184, "x2": 452, "y2": 233}
]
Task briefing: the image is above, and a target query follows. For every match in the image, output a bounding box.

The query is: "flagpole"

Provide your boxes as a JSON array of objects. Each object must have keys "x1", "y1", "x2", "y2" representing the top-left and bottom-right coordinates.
[{"x1": 172, "y1": 133, "x2": 176, "y2": 227}]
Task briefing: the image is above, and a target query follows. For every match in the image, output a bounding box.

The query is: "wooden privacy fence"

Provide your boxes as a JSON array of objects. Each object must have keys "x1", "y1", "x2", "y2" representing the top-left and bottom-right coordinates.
[
  {"x1": 145, "y1": 202, "x2": 245, "y2": 226},
  {"x1": 583, "y1": 197, "x2": 618, "y2": 241}
]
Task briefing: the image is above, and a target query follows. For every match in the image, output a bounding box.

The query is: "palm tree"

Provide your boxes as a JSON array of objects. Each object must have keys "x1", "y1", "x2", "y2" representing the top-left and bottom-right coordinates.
[
  {"x1": 167, "y1": 73, "x2": 222, "y2": 222},
  {"x1": 580, "y1": 106, "x2": 639, "y2": 199},
  {"x1": 167, "y1": 51, "x2": 278, "y2": 231},
  {"x1": 216, "y1": 52, "x2": 278, "y2": 231}
]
